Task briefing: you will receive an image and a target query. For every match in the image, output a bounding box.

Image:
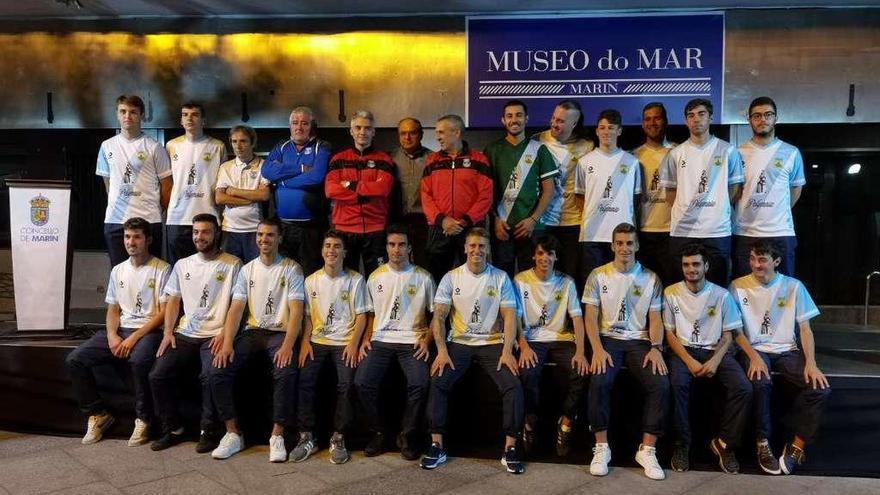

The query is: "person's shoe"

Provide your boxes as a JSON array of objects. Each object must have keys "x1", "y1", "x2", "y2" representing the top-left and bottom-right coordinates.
[
  {"x1": 779, "y1": 443, "x2": 806, "y2": 475},
  {"x1": 635, "y1": 444, "x2": 666, "y2": 481},
  {"x1": 329, "y1": 433, "x2": 350, "y2": 465},
  {"x1": 127, "y1": 418, "x2": 150, "y2": 447},
  {"x1": 364, "y1": 431, "x2": 385, "y2": 457},
  {"x1": 756, "y1": 439, "x2": 781, "y2": 475},
  {"x1": 555, "y1": 418, "x2": 573, "y2": 457},
  {"x1": 397, "y1": 432, "x2": 420, "y2": 461},
  {"x1": 150, "y1": 427, "x2": 184, "y2": 451},
  {"x1": 290, "y1": 432, "x2": 318, "y2": 463},
  {"x1": 501, "y1": 446, "x2": 525, "y2": 474},
  {"x1": 589, "y1": 442, "x2": 611, "y2": 476},
  {"x1": 420, "y1": 442, "x2": 447, "y2": 470},
  {"x1": 82, "y1": 412, "x2": 114, "y2": 445},
  {"x1": 522, "y1": 415, "x2": 537, "y2": 456},
  {"x1": 710, "y1": 437, "x2": 740, "y2": 474},
  {"x1": 196, "y1": 430, "x2": 221, "y2": 454},
  {"x1": 269, "y1": 435, "x2": 287, "y2": 463},
  {"x1": 671, "y1": 442, "x2": 690, "y2": 472},
  {"x1": 211, "y1": 432, "x2": 243, "y2": 460}
]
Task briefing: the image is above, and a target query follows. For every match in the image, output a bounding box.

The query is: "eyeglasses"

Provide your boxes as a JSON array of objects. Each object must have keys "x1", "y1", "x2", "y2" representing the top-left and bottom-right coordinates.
[{"x1": 749, "y1": 111, "x2": 776, "y2": 121}]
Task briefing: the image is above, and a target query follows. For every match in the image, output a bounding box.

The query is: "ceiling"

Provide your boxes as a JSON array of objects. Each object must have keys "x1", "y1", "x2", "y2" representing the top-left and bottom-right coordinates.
[{"x1": 9, "y1": 0, "x2": 880, "y2": 19}]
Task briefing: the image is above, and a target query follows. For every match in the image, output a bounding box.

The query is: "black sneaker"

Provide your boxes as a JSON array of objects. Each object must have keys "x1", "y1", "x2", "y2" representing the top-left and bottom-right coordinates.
[
  {"x1": 671, "y1": 442, "x2": 690, "y2": 472},
  {"x1": 196, "y1": 430, "x2": 221, "y2": 454},
  {"x1": 757, "y1": 440, "x2": 781, "y2": 475},
  {"x1": 150, "y1": 427, "x2": 183, "y2": 452},
  {"x1": 710, "y1": 438, "x2": 740, "y2": 474},
  {"x1": 397, "y1": 432, "x2": 420, "y2": 461},
  {"x1": 555, "y1": 418, "x2": 573, "y2": 457},
  {"x1": 364, "y1": 431, "x2": 385, "y2": 457},
  {"x1": 522, "y1": 419, "x2": 537, "y2": 456},
  {"x1": 501, "y1": 446, "x2": 525, "y2": 474},
  {"x1": 420, "y1": 442, "x2": 447, "y2": 470},
  {"x1": 779, "y1": 443, "x2": 805, "y2": 475}
]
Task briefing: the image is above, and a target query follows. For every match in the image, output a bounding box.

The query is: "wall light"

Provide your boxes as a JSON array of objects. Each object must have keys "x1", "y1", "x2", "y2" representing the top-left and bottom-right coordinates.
[
  {"x1": 848, "y1": 163, "x2": 862, "y2": 174},
  {"x1": 811, "y1": 164, "x2": 819, "y2": 169}
]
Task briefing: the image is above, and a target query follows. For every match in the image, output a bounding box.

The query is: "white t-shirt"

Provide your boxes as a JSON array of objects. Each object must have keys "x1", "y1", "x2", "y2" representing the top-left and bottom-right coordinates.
[
  {"x1": 729, "y1": 273, "x2": 819, "y2": 354},
  {"x1": 216, "y1": 156, "x2": 269, "y2": 233},
  {"x1": 232, "y1": 255, "x2": 305, "y2": 331},
  {"x1": 106, "y1": 256, "x2": 171, "y2": 329},
  {"x1": 304, "y1": 268, "x2": 367, "y2": 346},
  {"x1": 582, "y1": 262, "x2": 662, "y2": 341},
  {"x1": 634, "y1": 141, "x2": 675, "y2": 233},
  {"x1": 514, "y1": 269, "x2": 582, "y2": 343},
  {"x1": 165, "y1": 135, "x2": 226, "y2": 226},
  {"x1": 434, "y1": 264, "x2": 517, "y2": 346},
  {"x1": 536, "y1": 130, "x2": 594, "y2": 227},
  {"x1": 365, "y1": 264, "x2": 436, "y2": 344},
  {"x1": 574, "y1": 149, "x2": 642, "y2": 243},
  {"x1": 96, "y1": 133, "x2": 173, "y2": 224},
  {"x1": 662, "y1": 281, "x2": 742, "y2": 350},
  {"x1": 164, "y1": 252, "x2": 242, "y2": 339},
  {"x1": 659, "y1": 137, "x2": 745, "y2": 238},
  {"x1": 734, "y1": 139, "x2": 806, "y2": 237}
]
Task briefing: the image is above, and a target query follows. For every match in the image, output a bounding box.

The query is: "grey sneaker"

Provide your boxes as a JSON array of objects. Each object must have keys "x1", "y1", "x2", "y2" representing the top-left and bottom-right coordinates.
[
  {"x1": 290, "y1": 432, "x2": 318, "y2": 463},
  {"x1": 329, "y1": 432, "x2": 350, "y2": 465}
]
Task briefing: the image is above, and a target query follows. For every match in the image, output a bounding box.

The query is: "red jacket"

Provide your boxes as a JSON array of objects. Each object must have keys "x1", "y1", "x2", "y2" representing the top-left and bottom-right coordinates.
[
  {"x1": 325, "y1": 146, "x2": 395, "y2": 233},
  {"x1": 420, "y1": 142, "x2": 494, "y2": 226}
]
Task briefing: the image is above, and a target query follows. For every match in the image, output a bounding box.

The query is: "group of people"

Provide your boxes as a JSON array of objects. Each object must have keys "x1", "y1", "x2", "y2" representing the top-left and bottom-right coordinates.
[{"x1": 63, "y1": 93, "x2": 830, "y2": 480}]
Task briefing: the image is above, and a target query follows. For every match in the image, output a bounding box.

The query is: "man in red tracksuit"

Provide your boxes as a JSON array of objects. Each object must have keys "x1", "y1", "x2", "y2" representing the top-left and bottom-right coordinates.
[
  {"x1": 325, "y1": 110, "x2": 396, "y2": 275},
  {"x1": 420, "y1": 114, "x2": 494, "y2": 282}
]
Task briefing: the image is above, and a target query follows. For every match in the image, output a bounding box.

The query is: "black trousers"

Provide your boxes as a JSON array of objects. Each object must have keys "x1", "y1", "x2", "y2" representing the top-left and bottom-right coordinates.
[
  {"x1": 546, "y1": 225, "x2": 583, "y2": 294},
  {"x1": 165, "y1": 225, "x2": 197, "y2": 268},
  {"x1": 339, "y1": 230, "x2": 386, "y2": 276},
  {"x1": 425, "y1": 226, "x2": 467, "y2": 283},
  {"x1": 149, "y1": 334, "x2": 220, "y2": 432},
  {"x1": 493, "y1": 234, "x2": 536, "y2": 281},
  {"x1": 638, "y1": 231, "x2": 673, "y2": 287},
  {"x1": 280, "y1": 219, "x2": 325, "y2": 277},
  {"x1": 519, "y1": 341, "x2": 588, "y2": 421},
  {"x1": 297, "y1": 343, "x2": 356, "y2": 434}
]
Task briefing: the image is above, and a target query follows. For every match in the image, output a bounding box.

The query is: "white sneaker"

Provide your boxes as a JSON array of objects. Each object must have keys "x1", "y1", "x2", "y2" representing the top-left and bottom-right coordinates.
[
  {"x1": 589, "y1": 442, "x2": 611, "y2": 476},
  {"x1": 211, "y1": 432, "x2": 243, "y2": 460},
  {"x1": 127, "y1": 418, "x2": 149, "y2": 447},
  {"x1": 82, "y1": 413, "x2": 114, "y2": 445},
  {"x1": 635, "y1": 444, "x2": 666, "y2": 480},
  {"x1": 269, "y1": 435, "x2": 287, "y2": 463}
]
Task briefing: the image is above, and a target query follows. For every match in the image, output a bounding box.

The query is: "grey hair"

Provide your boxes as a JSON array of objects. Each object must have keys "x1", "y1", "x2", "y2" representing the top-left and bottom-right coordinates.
[
  {"x1": 351, "y1": 110, "x2": 375, "y2": 126},
  {"x1": 437, "y1": 114, "x2": 465, "y2": 132}
]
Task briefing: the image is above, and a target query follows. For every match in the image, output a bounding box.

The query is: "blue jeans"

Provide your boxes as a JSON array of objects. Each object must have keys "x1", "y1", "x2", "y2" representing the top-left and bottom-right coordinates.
[
  {"x1": 221, "y1": 231, "x2": 258, "y2": 263},
  {"x1": 733, "y1": 235, "x2": 797, "y2": 279},
  {"x1": 354, "y1": 341, "x2": 430, "y2": 435},
  {"x1": 66, "y1": 328, "x2": 162, "y2": 421}
]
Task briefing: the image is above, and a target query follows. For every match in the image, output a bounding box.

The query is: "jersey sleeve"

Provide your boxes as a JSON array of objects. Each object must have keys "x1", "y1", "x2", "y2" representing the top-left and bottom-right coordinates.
[
  {"x1": 537, "y1": 145, "x2": 560, "y2": 181},
  {"x1": 303, "y1": 278, "x2": 313, "y2": 316},
  {"x1": 633, "y1": 158, "x2": 643, "y2": 195},
  {"x1": 105, "y1": 266, "x2": 119, "y2": 305},
  {"x1": 232, "y1": 267, "x2": 248, "y2": 302},
  {"x1": 352, "y1": 274, "x2": 368, "y2": 315},
  {"x1": 581, "y1": 270, "x2": 601, "y2": 306},
  {"x1": 659, "y1": 149, "x2": 677, "y2": 188},
  {"x1": 154, "y1": 144, "x2": 173, "y2": 180},
  {"x1": 790, "y1": 150, "x2": 806, "y2": 187},
  {"x1": 424, "y1": 273, "x2": 437, "y2": 313},
  {"x1": 499, "y1": 273, "x2": 517, "y2": 308},
  {"x1": 434, "y1": 272, "x2": 453, "y2": 306},
  {"x1": 163, "y1": 265, "x2": 182, "y2": 298},
  {"x1": 287, "y1": 266, "x2": 305, "y2": 302},
  {"x1": 363, "y1": 278, "x2": 375, "y2": 313},
  {"x1": 727, "y1": 148, "x2": 745, "y2": 185},
  {"x1": 661, "y1": 290, "x2": 676, "y2": 332},
  {"x1": 96, "y1": 143, "x2": 111, "y2": 178},
  {"x1": 649, "y1": 274, "x2": 663, "y2": 311},
  {"x1": 573, "y1": 160, "x2": 586, "y2": 195},
  {"x1": 215, "y1": 163, "x2": 233, "y2": 189},
  {"x1": 794, "y1": 281, "x2": 820, "y2": 323},
  {"x1": 720, "y1": 291, "x2": 743, "y2": 331},
  {"x1": 566, "y1": 277, "x2": 583, "y2": 318},
  {"x1": 157, "y1": 263, "x2": 172, "y2": 301}
]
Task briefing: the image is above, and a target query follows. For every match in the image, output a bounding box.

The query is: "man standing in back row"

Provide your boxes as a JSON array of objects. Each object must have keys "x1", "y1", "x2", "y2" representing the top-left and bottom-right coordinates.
[{"x1": 391, "y1": 118, "x2": 433, "y2": 269}]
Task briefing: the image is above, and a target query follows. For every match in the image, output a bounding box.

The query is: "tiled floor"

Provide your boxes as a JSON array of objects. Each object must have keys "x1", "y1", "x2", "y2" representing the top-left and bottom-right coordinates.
[{"x1": 0, "y1": 431, "x2": 877, "y2": 495}]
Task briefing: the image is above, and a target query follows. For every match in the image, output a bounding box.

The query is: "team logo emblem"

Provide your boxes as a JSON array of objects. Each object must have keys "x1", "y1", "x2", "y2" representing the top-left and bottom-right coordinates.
[
  {"x1": 632, "y1": 285, "x2": 642, "y2": 296},
  {"x1": 462, "y1": 158, "x2": 471, "y2": 168},
  {"x1": 776, "y1": 297, "x2": 787, "y2": 308},
  {"x1": 147, "y1": 279, "x2": 155, "y2": 289},
  {"x1": 713, "y1": 156, "x2": 722, "y2": 167},
  {"x1": 341, "y1": 290, "x2": 350, "y2": 301},
  {"x1": 523, "y1": 290, "x2": 529, "y2": 299},
  {"x1": 185, "y1": 272, "x2": 191, "y2": 280},
  {"x1": 742, "y1": 297, "x2": 749, "y2": 306},
  {"x1": 279, "y1": 278, "x2": 285, "y2": 287},
  {"x1": 136, "y1": 151, "x2": 147, "y2": 162},
  {"x1": 107, "y1": 151, "x2": 113, "y2": 159},
  {"x1": 172, "y1": 153, "x2": 178, "y2": 161},
  {"x1": 587, "y1": 165, "x2": 595, "y2": 174},
  {"x1": 454, "y1": 287, "x2": 461, "y2": 295},
  {"x1": 202, "y1": 152, "x2": 212, "y2": 162},
  {"x1": 524, "y1": 155, "x2": 533, "y2": 164},
  {"x1": 619, "y1": 164, "x2": 629, "y2": 174},
  {"x1": 487, "y1": 286, "x2": 497, "y2": 297},
  {"x1": 377, "y1": 283, "x2": 384, "y2": 293},
  {"x1": 773, "y1": 158, "x2": 783, "y2": 169},
  {"x1": 215, "y1": 272, "x2": 225, "y2": 282},
  {"x1": 407, "y1": 284, "x2": 417, "y2": 296},
  {"x1": 249, "y1": 171, "x2": 258, "y2": 179},
  {"x1": 554, "y1": 290, "x2": 563, "y2": 302},
  {"x1": 29, "y1": 195, "x2": 50, "y2": 226},
  {"x1": 304, "y1": 148, "x2": 312, "y2": 155},
  {"x1": 601, "y1": 285, "x2": 608, "y2": 293},
  {"x1": 367, "y1": 160, "x2": 376, "y2": 168},
  {"x1": 707, "y1": 305, "x2": 717, "y2": 317}
]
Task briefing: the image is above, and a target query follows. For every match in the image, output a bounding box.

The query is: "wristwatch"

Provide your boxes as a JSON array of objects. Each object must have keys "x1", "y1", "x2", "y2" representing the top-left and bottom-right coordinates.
[{"x1": 650, "y1": 343, "x2": 662, "y2": 351}]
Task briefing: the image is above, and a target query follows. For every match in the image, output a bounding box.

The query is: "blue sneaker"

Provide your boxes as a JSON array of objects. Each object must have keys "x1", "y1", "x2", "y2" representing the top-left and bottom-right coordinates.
[
  {"x1": 420, "y1": 442, "x2": 447, "y2": 470},
  {"x1": 779, "y1": 443, "x2": 805, "y2": 475},
  {"x1": 501, "y1": 446, "x2": 525, "y2": 474}
]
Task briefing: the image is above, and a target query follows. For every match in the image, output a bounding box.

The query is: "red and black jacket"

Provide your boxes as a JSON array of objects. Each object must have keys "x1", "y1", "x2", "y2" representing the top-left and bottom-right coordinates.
[
  {"x1": 325, "y1": 146, "x2": 396, "y2": 233},
  {"x1": 420, "y1": 141, "x2": 494, "y2": 227}
]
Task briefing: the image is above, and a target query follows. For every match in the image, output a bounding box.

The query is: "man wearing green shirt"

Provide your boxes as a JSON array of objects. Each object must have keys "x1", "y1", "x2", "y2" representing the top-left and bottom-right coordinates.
[{"x1": 484, "y1": 100, "x2": 559, "y2": 279}]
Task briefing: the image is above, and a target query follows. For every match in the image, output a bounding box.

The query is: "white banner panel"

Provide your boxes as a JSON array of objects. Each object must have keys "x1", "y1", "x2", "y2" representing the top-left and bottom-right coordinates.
[{"x1": 9, "y1": 184, "x2": 71, "y2": 330}]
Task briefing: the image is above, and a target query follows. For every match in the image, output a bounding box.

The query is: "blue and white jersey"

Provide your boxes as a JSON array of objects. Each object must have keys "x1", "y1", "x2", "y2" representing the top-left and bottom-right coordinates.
[
  {"x1": 165, "y1": 135, "x2": 226, "y2": 225},
  {"x1": 662, "y1": 281, "x2": 742, "y2": 350},
  {"x1": 232, "y1": 256, "x2": 304, "y2": 331},
  {"x1": 96, "y1": 133, "x2": 172, "y2": 224},
  {"x1": 164, "y1": 252, "x2": 241, "y2": 339},
  {"x1": 574, "y1": 148, "x2": 641, "y2": 242},
  {"x1": 106, "y1": 257, "x2": 171, "y2": 329},
  {"x1": 735, "y1": 139, "x2": 806, "y2": 237},
  {"x1": 582, "y1": 262, "x2": 662, "y2": 341},
  {"x1": 435, "y1": 264, "x2": 517, "y2": 346}
]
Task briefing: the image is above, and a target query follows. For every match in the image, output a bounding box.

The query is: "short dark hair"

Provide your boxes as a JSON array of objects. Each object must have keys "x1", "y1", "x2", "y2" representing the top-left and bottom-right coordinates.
[
  {"x1": 503, "y1": 99, "x2": 528, "y2": 116},
  {"x1": 115, "y1": 94, "x2": 145, "y2": 115},
  {"x1": 748, "y1": 96, "x2": 777, "y2": 116},
  {"x1": 750, "y1": 240, "x2": 782, "y2": 261},
  {"x1": 229, "y1": 125, "x2": 257, "y2": 148},
  {"x1": 181, "y1": 101, "x2": 206, "y2": 119},
  {"x1": 642, "y1": 102, "x2": 668, "y2": 124},
  {"x1": 192, "y1": 213, "x2": 220, "y2": 232},
  {"x1": 597, "y1": 109, "x2": 622, "y2": 126},
  {"x1": 611, "y1": 222, "x2": 638, "y2": 243},
  {"x1": 324, "y1": 229, "x2": 347, "y2": 250},
  {"x1": 685, "y1": 98, "x2": 713, "y2": 116},
  {"x1": 257, "y1": 216, "x2": 282, "y2": 233},
  {"x1": 386, "y1": 224, "x2": 410, "y2": 244},
  {"x1": 466, "y1": 226, "x2": 491, "y2": 241},
  {"x1": 122, "y1": 216, "x2": 151, "y2": 238},
  {"x1": 679, "y1": 243, "x2": 710, "y2": 264},
  {"x1": 556, "y1": 99, "x2": 585, "y2": 138},
  {"x1": 533, "y1": 234, "x2": 560, "y2": 255}
]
